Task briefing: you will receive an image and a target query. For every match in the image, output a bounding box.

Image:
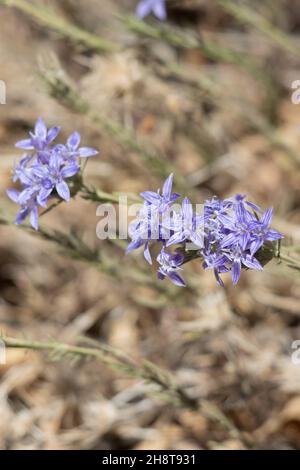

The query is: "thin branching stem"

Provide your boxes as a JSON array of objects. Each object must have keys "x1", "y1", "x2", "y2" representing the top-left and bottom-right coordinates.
[{"x1": 1, "y1": 334, "x2": 252, "y2": 447}]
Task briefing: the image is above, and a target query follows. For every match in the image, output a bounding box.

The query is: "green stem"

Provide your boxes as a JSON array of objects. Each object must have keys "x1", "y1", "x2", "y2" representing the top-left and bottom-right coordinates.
[
  {"x1": 219, "y1": 0, "x2": 300, "y2": 59},
  {"x1": 0, "y1": 0, "x2": 118, "y2": 53},
  {"x1": 2, "y1": 334, "x2": 251, "y2": 446}
]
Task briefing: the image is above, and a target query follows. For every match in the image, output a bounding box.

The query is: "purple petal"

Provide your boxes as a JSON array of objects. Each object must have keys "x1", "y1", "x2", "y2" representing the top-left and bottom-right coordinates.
[
  {"x1": 144, "y1": 242, "x2": 152, "y2": 264},
  {"x1": 47, "y1": 126, "x2": 60, "y2": 144},
  {"x1": 153, "y1": 0, "x2": 167, "y2": 20},
  {"x1": 140, "y1": 191, "x2": 160, "y2": 204},
  {"x1": 37, "y1": 187, "x2": 53, "y2": 207},
  {"x1": 242, "y1": 255, "x2": 263, "y2": 271},
  {"x1": 56, "y1": 180, "x2": 70, "y2": 201},
  {"x1": 182, "y1": 197, "x2": 193, "y2": 223},
  {"x1": 78, "y1": 147, "x2": 98, "y2": 158},
  {"x1": 126, "y1": 239, "x2": 144, "y2": 253},
  {"x1": 166, "y1": 232, "x2": 185, "y2": 247},
  {"x1": 162, "y1": 173, "x2": 173, "y2": 199},
  {"x1": 214, "y1": 269, "x2": 225, "y2": 287},
  {"x1": 245, "y1": 200, "x2": 262, "y2": 212},
  {"x1": 30, "y1": 205, "x2": 39, "y2": 231},
  {"x1": 232, "y1": 260, "x2": 241, "y2": 285},
  {"x1": 241, "y1": 232, "x2": 250, "y2": 250},
  {"x1": 15, "y1": 139, "x2": 34, "y2": 150},
  {"x1": 18, "y1": 187, "x2": 34, "y2": 205},
  {"x1": 67, "y1": 131, "x2": 81, "y2": 149},
  {"x1": 221, "y1": 233, "x2": 237, "y2": 248},
  {"x1": 35, "y1": 117, "x2": 47, "y2": 139},
  {"x1": 168, "y1": 271, "x2": 186, "y2": 287},
  {"x1": 6, "y1": 188, "x2": 20, "y2": 203},
  {"x1": 265, "y1": 229, "x2": 283, "y2": 241},
  {"x1": 16, "y1": 207, "x2": 29, "y2": 225},
  {"x1": 157, "y1": 271, "x2": 165, "y2": 280},
  {"x1": 190, "y1": 231, "x2": 203, "y2": 248},
  {"x1": 250, "y1": 239, "x2": 262, "y2": 256},
  {"x1": 261, "y1": 207, "x2": 273, "y2": 227},
  {"x1": 136, "y1": 0, "x2": 153, "y2": 18},
  {"x1": 61, "y1": 163, "x2": 80, "y2": 179}
]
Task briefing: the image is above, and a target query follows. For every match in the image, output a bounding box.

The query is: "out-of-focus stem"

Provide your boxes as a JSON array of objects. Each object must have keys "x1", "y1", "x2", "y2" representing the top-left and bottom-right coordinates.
[
  {"x1": 2, "y1": 334, "x2": 252, "y2": 446},
  {"x1": 121, "y1": 15, "x2": 272, "y2": 87},
  {"x1": 219, "y1": 0, "x2": 300, "y2": 60},
  {"x1": 0, "y1": 0, "x2": 119, "y2": 53}
]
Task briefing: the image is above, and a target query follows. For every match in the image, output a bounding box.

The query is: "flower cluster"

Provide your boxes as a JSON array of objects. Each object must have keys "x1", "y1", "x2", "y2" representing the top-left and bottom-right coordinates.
[
  {"x1": 7, "y1": 118, "x2": 98, "y2": 230},
  {"x1": 127, "y1": 174, "x2": 283, "y2": 287},
  {"x1": 136, "y1": 0, "x2": 167, "y2": 21}
]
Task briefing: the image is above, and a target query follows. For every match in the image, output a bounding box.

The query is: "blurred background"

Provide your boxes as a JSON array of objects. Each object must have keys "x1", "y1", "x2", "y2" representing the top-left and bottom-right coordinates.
[{"x1": 0, "y1": 0, "x2": 300, "y2": 450}]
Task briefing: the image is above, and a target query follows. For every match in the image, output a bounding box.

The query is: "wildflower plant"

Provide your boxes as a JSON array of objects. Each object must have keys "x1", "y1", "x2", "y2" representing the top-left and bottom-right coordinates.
[
  {"x1": 7, "y1": 118, "x2": 98, "y2": 230},
  {"x1": 127, "y1": 174, "x2": 283, "y2": 287}
]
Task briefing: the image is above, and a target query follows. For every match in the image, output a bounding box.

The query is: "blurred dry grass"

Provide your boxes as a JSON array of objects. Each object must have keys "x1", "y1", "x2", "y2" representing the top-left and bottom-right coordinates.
[{"x1": 0, "y1": 0, "x2": 300, "y2": 450}]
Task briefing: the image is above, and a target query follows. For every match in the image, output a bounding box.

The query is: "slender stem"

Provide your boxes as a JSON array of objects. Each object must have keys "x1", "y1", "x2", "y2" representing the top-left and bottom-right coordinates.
[
  {"x1": 2, "y1": 334, "x2": 252, "y2": 446},
  {"x1": 0, "y1": 0, "x2": 118, "y2": 53},
  {"x1": 219, "y1": 0, "x2": 300, "y2": 59}
]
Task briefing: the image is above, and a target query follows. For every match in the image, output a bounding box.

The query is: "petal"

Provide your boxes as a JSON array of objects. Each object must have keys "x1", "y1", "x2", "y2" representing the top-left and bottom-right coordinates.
[
  {"x1": 34, "y1": 117, "x2": 47, "y2": 139},
  {"x1": 214, "y1": 268, "x2": 225, "y2": 287},
  {"x1": 162, "y1": 173, "x2": 173, "y2": 199},
  {"x1": 241, "y1": 232, "x2": 250, "y2": 250},
  {"x1": 67, "y1": 131, "x2": 81, "y2": 149},
  {"x1": 30, "y1": 205, "x2": 39, "y2": 231},
  {"x1": 265, "y1": 229, "x2": 283, "y2": 241},
  {"x1": 126, "y1": 239, "x2": 144, "y2": 253},
  {"x1": 140, "y1": 191, "x2": 160, "y2": 204},
  {"x1": 166, "y1": 231, "x2": 185, "y2": 247},
  {"x1": 157, "y1": 271, "x2": 165, "y2": 280},
  {"x1": 61, "y1": 163, "x2": 80, "y2": 179},
  {"x1": 16, "y1": 207, "x2": 29, "y2": 225},
  {"x1": 245, "y1": 200, "x2": 262, "y2": 213},
  {"x1": 37, "y1": 187, "x2": 53, "y2": 207},
  {"x1": 232, "y1": 260, "x2": 241, "y2": 285},
  {"x1": 250, "y1": 239, "x2": 262, "y2": 256},
  {"x1": 182, "y1": 197, "x2": 193, "y2": 224},
  {"x1": 242, "y1": 255, "x2": 263, "y2": 271},
  {"x1": 6, "y1": 188, "x2": 20, "y2": 203},
  {"x1": 190, "y1": 231, "x2": 204, "y2": 248},
  {"x1": 168, "y1": 271, "x2": 186, "y2": 287},
  {"x1": 56, "y1": 180, "x2": 70, "y2": 201},
  {"x1": 136, "y1": 0, "x2": 154, "y2": 18},
  {"x1": 49, "y1": 151, "x2": 62, "y2": 171},
  {"x1": 46, "y1": 126, "x2": 60, "y2": 144},
  {"x1": 15, "y1": 139, "x2": 34, "y2": 150},
  {"x1": 78, "y1": 147, "x2": 98, "y2": 158},
  {"x1": 261, "y1": 207, "x2": 273, "y2": 227},
  {"x1": 18, "y1": 187, "x2": 34, "y2": 205},
  {"x1": 220, "y1": 232, "x2": 237, "y2": 248},
  {"x1": 153, "y1": 0, "x2": 167, "y2": 20},
  {"x1": 144, "y1": 242, "x2": 152, "y2": 264}
]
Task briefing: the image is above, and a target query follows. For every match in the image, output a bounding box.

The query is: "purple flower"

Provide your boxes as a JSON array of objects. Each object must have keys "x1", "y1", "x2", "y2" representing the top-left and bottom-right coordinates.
[
  {"x1": 165, "y1": 197, "x2": 204, "y2": 248},
  {"x1": 15, "y1": 117, "x2": 60, "y2": 154},
  {"x1": 157, "y1": 248, "x2": 186, "y2": 287},
  {"x1": 127, "y1": 174, "x2": 180, "y2": 263},
  {"x1": 136, "y1": 0, "x2": 167, "y2": 20},
  {"x1": 7, "y1": 118, "x2": 98, "y2": 230},
  {"x1": 7, "y1": 187, "x2": 39, "y2": 231},
  {"x1": 201, "y1": 195, "x2": 283, "y2": 286},
  {"x1": 53, "y1": 131, "x2": 98, "y2": 161},
  {"x1": 33, "y1": 152, "x2": 80, "y2": 206},
  {"x1": 140, "y1": 173, "x2": 180, "y2": 215}
]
